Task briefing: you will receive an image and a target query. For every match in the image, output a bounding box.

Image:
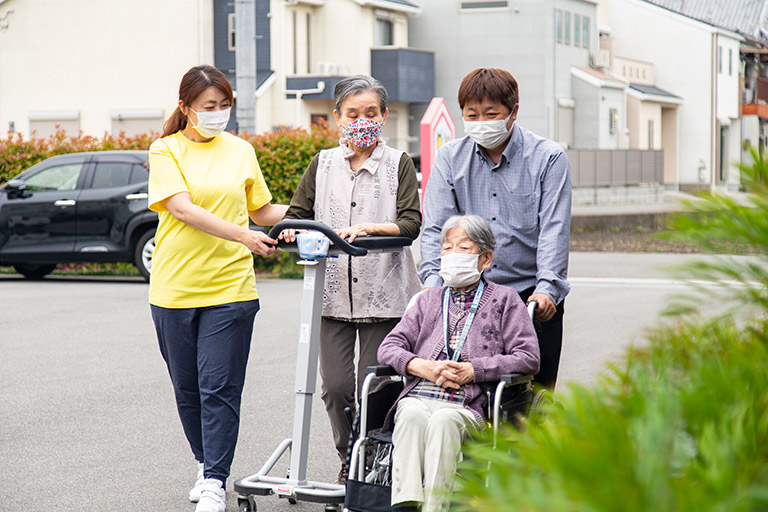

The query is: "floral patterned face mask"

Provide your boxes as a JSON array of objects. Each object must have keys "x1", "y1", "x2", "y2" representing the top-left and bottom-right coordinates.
[{"x1": 341, "y1": 118, "x2": 384, "y2": 148}]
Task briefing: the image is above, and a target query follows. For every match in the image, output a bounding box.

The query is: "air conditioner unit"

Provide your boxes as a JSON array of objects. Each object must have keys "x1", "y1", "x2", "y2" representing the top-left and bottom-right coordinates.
[{"x1": 317, "y1": 61, "x2": 338, "y2": 75}]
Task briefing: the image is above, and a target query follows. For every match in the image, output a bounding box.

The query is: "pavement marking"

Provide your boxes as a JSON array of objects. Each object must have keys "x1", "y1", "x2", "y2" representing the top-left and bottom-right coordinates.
[{"x1": 570, "y1": 276, "x2": 759, "y2": 289}]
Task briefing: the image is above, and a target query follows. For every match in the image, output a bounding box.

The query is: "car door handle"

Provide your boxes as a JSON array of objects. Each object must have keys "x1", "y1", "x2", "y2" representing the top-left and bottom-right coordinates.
[
  {"x1": 125, "y1": 193, "x2": 148, "y2": 200},
  {"x1": 54, "y1": 199, "x2": 76, "y2": 207}
]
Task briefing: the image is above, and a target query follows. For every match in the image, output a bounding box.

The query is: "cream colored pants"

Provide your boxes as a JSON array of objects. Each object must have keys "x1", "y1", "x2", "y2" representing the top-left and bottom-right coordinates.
[{"x1": 391, "y1": 397, "x2": 480, "y2": 512}]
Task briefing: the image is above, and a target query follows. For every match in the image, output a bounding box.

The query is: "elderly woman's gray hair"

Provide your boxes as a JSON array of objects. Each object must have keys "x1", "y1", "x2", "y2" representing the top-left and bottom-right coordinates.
[
  {"x1": 334, "y1": 75, "x2": 388, "y2": 114},
  {"x1": 440, "y1": 215, "x2": 496, "y2": 253}
]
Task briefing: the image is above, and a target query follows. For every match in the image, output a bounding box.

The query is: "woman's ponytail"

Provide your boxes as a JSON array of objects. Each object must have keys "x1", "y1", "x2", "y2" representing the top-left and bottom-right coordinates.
[{"x1": 162, "y1": 107, "x2": 188, "y2": 138}]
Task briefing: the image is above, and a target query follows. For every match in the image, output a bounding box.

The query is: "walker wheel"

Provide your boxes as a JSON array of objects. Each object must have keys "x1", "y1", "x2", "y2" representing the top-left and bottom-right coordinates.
[
  {"x1": 237, "y1": 497, "x2": 254, "y2": 512},
  {"x1": 288, "y1": 497, "x2": 297, "y2": 504}
]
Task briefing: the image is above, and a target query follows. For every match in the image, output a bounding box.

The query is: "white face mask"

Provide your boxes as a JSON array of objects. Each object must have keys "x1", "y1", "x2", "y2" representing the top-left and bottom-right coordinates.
[
  {"x1": 189, "y1": 107, "x2": 231, "y2": 138},
  {"x1": 463, "y1": 114, "x2": 514, "y2": 149},
  {"x1": 439, "y1": 252, "x2": 481, "y2": 288}
]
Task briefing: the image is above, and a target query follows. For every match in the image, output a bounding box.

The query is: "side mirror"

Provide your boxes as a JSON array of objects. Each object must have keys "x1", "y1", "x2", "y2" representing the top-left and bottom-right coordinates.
[{"x1": 4, "y1": 179, "x2": 27, "y2": 199}]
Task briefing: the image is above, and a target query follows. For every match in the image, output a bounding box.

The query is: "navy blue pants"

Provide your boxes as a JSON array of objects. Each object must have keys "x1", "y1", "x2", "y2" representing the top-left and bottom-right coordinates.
[{"x1": 151, "y1": 299, "x2": 260, "y2": 485}]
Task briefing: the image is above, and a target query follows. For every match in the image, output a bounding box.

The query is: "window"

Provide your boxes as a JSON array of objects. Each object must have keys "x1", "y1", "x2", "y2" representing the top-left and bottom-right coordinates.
[
  {"x1": 729, "y1": 48, "x2": 732, "y2": 76},
  {"x1": 227, "y1": 13, "x2": 236, "y2": 51},
  {"x1": 292, "y1": 11, "x2": 298, "y2": 74},
  {"x1": 460, "y1": 0, "x2": 509, "y2": 8},
  {"x1": 718, "y1": 45, "x2": 722, "y2": 73},
  {"x1": 647, "y1": 120, "x2": 654, "y2": 150},
  {"x1": 564, "y1": 12, "x2": 571, "y2": 44},
  {"x1": 25, "y1": 163, "x2": 83, "y2": 192},
  {"x1": 555, "y1": 9, "x2": 562, "y2": 43},
  {"x1": 582, "y1": 16, "x2": 589, "y2": 50},
  {"x1": 375, "y1": 17, "x2": 393, "y2": 46},
  {"x1": 306, "y1": 13, "x2": 312, "y2": 73},
  {"x1": 574, "y1": 14, "x2": 581, "y2": 47},
  {"x1": 609, "y1": 108, "x2": 618, "y2": 135},
  {"x1": 311, "y1": 114, "x2": 328, "y2": 126},
  {"x1": 91, "y1": 162, "x2": 134, "y2": 189}
]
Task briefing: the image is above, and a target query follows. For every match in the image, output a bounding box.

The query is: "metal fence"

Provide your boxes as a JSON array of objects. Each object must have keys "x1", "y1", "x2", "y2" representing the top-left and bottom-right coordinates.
[{"x1": 566, "y1": 149, "x2": 664, "y2": 187}]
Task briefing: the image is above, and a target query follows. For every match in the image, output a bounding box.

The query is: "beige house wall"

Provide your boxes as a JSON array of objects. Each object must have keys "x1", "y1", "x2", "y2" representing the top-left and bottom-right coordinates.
[{"x1": 0, "y1": 0, "x2": 214, "y2": 138}]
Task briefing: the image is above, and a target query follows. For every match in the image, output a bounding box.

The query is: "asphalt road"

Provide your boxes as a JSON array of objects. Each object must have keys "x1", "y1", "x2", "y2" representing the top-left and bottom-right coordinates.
[{"x1": 0, "y1": 252, "x2": 736, "y2": 511}]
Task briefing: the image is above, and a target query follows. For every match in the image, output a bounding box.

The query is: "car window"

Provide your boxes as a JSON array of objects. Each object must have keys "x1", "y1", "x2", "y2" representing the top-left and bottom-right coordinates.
[
  {"x1": 25, "y1": 163, "x2": 84, "y2": 191},
  {"x1": 91, "y1": 162, "x2": 134, "y2": 189},
  {"x1": 129, "y1": 163, "x2": 149, "y2": 185}
]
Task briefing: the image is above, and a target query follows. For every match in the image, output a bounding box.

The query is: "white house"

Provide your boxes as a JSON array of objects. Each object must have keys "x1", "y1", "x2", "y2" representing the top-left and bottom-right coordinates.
[
  {"x1": 599, "y1": 0, "x2": 743, "y2": 191},
  {"x1": 0, "y1": 0, "x2": 431, "y2": 153}
]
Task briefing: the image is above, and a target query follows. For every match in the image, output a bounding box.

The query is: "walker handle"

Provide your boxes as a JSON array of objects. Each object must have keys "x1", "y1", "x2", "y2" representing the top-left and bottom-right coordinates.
[{"x1": 268, "y1": 219, "x2": 368, "y2": 257}]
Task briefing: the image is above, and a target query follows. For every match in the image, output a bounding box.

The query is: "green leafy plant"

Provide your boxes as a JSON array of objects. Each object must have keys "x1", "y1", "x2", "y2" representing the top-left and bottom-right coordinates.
[
  {"x1": 1, "y1": 123, "x2": 340, "y2": 276},
  {"x1": 453, "y1": 147, "x2": 768, "y2": 511}
]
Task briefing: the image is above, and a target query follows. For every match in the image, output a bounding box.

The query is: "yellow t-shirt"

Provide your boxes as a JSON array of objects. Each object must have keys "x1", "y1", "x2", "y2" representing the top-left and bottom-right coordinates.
[{"x1": 147, "y1": 131, "x2": 272, "y2": 308}]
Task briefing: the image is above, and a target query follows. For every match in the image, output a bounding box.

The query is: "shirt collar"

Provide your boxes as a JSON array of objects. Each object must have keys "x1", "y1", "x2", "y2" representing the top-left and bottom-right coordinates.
[{"x1": 340, "y1": 138, "x2": 386, "y2": 175}]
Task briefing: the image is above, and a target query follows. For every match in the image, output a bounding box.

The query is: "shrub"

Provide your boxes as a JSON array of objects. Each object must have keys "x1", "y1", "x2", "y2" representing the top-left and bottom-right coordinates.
[
  {"x1": 243, "y1": 121, "x2": 340, "y2": 204},
  {"x1": 1, "y1": 124, "x2": 340, "y2": 275},
  {"x1": 453, "y1": 148, "x2": 768, "y2": 511}
]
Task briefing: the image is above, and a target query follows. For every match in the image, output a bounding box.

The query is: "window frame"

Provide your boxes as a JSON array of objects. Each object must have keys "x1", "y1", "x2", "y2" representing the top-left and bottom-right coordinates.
[
  {"x1": 227, "y1": 13, "x2": 236, "y2": 52},
  {"x1": 459, "y1": 0, "x2": 510, "y2": 10}
]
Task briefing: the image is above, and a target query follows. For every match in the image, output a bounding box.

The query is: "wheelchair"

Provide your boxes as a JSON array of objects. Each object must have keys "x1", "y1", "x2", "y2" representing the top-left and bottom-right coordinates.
[{"x1": 343, "y1": 303, "x2": 538, "y2": 512}]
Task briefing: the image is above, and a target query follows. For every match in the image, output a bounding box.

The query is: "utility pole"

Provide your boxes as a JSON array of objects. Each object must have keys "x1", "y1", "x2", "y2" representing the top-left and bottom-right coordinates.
[{"x1": 235, "y1": 0, "x2": 256, "y2": 134}]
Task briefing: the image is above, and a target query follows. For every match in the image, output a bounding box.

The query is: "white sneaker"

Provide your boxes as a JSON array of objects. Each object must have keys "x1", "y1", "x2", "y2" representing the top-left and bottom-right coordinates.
[
  {"x1": 189, "y1": 462, "x2": 205, "y2": 503},
  {"x1": 195, "y1": 479, "x2": 226, "y2": 512}
]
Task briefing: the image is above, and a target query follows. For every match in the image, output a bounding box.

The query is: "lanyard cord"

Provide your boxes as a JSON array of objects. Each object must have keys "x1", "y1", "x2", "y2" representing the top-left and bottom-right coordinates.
[{"x1": 442, "y1": 280, "x2": 485, "y2": 362}]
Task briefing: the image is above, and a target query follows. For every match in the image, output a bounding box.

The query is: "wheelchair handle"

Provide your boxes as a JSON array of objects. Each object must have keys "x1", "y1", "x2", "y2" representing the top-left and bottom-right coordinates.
[
  {"x1": 268, "y1": 219, "x2": 368, "y2": 257},
  {"x1": 527, "y1": 300, "x2": 538, "y2": 321}
]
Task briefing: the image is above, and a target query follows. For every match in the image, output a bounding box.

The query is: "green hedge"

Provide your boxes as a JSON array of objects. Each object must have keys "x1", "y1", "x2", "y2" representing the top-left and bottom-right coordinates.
[
  {"x1": 0, "y1": 125, "x2": 340, "y2": 276},
  {"x1": 453, "y1": 149, "x2": 768, "y2": 511},
  {"x1": 0, "y1": 124, "x2": 340, "y2": 203}
]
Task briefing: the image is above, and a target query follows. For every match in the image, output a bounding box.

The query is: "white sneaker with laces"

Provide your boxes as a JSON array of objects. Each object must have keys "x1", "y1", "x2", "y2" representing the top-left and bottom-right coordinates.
[
  {"x1": 195, "y1": 479, "x2": 226, "y2": 512},
  {"x1": 189, "y1": 462, "x2": 205, "y2": 503}
]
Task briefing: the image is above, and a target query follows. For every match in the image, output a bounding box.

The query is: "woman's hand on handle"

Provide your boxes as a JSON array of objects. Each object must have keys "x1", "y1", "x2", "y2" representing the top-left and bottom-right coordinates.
[{"x1": 241, "y1": 230, "x2": 278, "y2": 256}]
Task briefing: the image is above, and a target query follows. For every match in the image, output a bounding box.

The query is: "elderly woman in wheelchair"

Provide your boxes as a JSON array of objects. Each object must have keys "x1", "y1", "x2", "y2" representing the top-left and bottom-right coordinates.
[{"x1": 376, "y1": 214, "x2": 540, "y2": 512}]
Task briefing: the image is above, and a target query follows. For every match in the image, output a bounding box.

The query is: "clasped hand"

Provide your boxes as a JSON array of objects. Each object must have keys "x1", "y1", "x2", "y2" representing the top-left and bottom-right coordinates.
[{"x1": 408, "y1": 358, "x2": 474, "y2": 389}]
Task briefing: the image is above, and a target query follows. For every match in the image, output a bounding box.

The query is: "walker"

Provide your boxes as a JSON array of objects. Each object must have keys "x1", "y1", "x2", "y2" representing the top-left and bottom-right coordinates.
[{"x1": 234, "y1": 219, "x2": 413, "y2": 512}]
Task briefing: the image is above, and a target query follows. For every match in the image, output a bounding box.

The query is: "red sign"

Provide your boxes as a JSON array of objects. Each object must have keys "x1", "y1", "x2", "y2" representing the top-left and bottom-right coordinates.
[{"x1": 419, "y1": 98, "x2": 456, "y2": 202}]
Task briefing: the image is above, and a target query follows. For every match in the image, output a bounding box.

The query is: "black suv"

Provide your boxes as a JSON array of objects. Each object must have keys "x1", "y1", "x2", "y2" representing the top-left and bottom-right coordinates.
[{"x1": 0, "y1": 151, "x2": 157, "y2": 280}]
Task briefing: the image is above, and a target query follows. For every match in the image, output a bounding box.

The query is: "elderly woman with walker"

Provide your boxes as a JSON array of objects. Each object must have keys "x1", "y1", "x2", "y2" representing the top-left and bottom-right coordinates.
[{"x1": 280, "y1": 74, "x2": 422, "y2": 484}]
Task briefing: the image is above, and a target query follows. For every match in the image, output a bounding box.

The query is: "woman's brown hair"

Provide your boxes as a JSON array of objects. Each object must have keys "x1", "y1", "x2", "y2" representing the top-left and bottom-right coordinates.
[
  {"x1": 161, "y1": 65, "x2": 234, "y2": 137},
  {"x1": 457, "y1": 68, "x2": 519, "y2": 114}
]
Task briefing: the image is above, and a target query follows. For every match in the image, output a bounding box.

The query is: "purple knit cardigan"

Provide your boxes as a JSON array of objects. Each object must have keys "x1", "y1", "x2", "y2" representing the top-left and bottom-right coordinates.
[{"x1": 377, "y1": 280, "x2": 540, "y2": 429}]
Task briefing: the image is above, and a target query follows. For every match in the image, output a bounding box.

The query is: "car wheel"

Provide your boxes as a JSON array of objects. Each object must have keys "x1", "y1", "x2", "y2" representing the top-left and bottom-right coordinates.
[
  {"x1": 13, "y1": 263, "x2": 57, "y2": 280},
  {"x1": 134, "y1": 229, "x2": 155, "y2": 282}
]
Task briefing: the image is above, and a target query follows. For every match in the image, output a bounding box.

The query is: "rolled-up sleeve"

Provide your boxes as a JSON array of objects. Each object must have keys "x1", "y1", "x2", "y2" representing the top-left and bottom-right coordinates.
[{"x1": 534, "y1": 150, "x2": 571, "y2": 305}]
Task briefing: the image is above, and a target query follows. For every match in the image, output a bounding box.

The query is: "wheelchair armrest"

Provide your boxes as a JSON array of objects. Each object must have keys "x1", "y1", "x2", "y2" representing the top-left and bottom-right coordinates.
[
  {"x1": 500, "y1": 373, "x2": 533, "y2": 386},
  {"x1": 365, "y1": 365, "x2": 398, "y2": 377}
]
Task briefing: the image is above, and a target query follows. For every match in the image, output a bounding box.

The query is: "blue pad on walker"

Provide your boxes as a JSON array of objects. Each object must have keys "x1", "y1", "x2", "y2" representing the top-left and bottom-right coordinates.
[{"x1": 296, "y1": 232, "x2": 330, "y2": 260}]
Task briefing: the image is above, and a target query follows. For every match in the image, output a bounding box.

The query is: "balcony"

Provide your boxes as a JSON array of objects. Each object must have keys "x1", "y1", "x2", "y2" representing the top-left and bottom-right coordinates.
[
  {"x1": 742, "y1": 76, "x2": 768, "y2": 118},
  {"x1": 284, "y1": 48, "x2": 435, "y2": 104},
  {"x1": 370, "y1": 48, "x2": 434, "y2": 103}
]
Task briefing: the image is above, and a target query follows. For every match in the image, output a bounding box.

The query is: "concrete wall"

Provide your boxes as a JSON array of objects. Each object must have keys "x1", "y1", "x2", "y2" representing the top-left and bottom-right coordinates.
[
  {"x1": 605, "y1": 0, "x2": 742, "y2": 188},
  {"x1": 0, "y1": 0, "x2": 215, "y2": 138},
  {"x1": 627, "y1": 97, "x2": 662, "y2": 150},
  {"x1": 572, "y1": 75, "x2": 600, "y2": 148}
]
